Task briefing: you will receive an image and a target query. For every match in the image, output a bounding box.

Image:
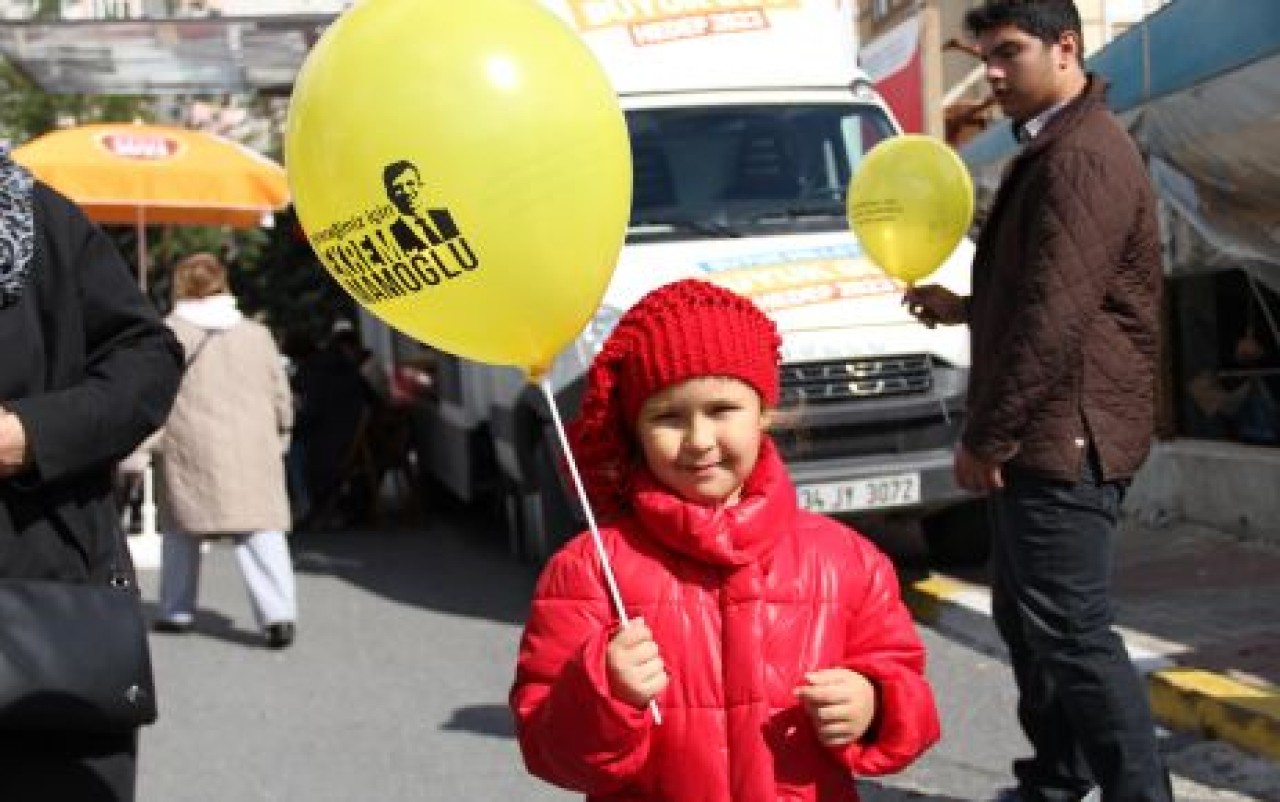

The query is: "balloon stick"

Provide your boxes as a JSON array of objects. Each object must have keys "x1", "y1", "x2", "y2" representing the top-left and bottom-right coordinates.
[{"x1": 539, "y1": 378, "x2": 663, "y2": 726}]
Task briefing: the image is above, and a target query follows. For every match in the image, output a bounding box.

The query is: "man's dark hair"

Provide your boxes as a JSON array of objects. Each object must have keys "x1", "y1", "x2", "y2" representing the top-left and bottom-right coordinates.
[
  {"x1": 382, "y1": 159, "x2": 419, "y2": 193},
  {"x1": 965, "y1": 0, "x2": 1083, "y2": 46}
]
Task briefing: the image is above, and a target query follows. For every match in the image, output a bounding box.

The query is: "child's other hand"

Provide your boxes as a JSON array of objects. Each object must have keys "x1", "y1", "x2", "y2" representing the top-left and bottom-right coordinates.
[
  {"x1": 606, "y1": 617, "x2": 669, "y2": 710},
  {"x1": 795, "y1": 668, "x2": 877, "y2": 747}
]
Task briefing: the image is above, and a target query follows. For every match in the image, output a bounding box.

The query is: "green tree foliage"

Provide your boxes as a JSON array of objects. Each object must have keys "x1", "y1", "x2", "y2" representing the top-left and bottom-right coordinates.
[
  {"x1": 117, "y1": 224, "x2": 270, "y2": 315},
  {"x1": 115, "y1": 212, "x2": 352, "y2": 345},
  {"x1": 248, "y1": 206, "x2": 355, "y2": 347},
  {"x1": 0, "y1": 60, "x2": 149, "y2": 148}
]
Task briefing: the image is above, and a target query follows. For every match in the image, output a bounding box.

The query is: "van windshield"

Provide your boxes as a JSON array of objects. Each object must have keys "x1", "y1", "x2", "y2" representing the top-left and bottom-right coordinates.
[{"x1": 625, "y1": 103, "x2": 895, "y2": 241}]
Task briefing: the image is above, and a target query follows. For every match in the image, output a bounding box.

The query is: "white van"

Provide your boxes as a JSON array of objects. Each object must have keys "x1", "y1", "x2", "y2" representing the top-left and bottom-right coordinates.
[{"x1": 409, "y1": 0, "x2": 981, "y2": 562}]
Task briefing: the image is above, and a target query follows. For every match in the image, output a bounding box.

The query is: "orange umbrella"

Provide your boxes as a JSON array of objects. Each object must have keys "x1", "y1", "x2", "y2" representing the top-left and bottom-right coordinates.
[{"x1": 11, "y1": 121, "x2": 290, "y2": 287}]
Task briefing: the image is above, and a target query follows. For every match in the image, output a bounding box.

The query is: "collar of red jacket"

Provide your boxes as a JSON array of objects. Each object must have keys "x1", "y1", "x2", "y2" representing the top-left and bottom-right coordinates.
[{"x1": 627, "y1": 438, "x2": 796, "y2": 568}]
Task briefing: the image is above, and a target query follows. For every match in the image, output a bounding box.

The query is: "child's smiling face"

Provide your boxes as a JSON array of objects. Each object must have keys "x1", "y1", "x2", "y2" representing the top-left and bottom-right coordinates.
[{"x1": 635, "y1": 376, "x2": 771, "y2": 507}]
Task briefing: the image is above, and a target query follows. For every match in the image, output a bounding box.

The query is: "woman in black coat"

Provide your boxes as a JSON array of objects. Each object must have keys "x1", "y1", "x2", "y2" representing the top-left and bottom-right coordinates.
[{"x1": 0, "y1": 156, "x2": 183, "y2": 798}]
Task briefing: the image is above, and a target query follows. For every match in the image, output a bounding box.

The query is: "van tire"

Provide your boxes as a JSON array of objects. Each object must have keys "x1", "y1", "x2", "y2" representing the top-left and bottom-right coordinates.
[{"x1": 921, "y1": 499, "x2": 991, "y2": 567}]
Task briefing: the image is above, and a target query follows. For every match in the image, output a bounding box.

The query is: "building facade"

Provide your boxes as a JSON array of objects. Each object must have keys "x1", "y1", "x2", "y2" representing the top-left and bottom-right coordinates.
[
  {"x1": 0, "y1": 0, "x2": 348, "y2": 19},
  {"x1": 857, "y1": 0, "x2": 1171, "y2": 144}
]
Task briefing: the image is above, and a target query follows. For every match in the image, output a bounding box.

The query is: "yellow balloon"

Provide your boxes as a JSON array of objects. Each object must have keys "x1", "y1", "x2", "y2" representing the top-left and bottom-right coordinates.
[
  {"x1": 846, "y1": 135, "x2": 974, "y2": 285},
  {"x1": 285, "y1": 0, "x2": 630, "y2": 377}
]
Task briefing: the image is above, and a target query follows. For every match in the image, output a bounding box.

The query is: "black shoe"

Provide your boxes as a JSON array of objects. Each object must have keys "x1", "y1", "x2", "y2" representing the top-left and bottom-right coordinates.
[
  {"x1": 265, "y1": 622, "x2": 295, "y2": 649},
  {"x1": 152, "y1": 619, "x2": 193, "y2": 635}
]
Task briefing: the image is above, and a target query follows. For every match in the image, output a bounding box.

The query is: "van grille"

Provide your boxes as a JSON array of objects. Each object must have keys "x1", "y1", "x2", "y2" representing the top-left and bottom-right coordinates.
[{"x1": 780, "y1": 355, "x2": 932, "y2": 404}]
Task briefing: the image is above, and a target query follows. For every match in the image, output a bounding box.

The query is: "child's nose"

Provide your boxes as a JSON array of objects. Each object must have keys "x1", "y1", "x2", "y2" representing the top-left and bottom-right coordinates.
[{"x1": 685, "y1": 417, "x2": 715, "y2": 449}]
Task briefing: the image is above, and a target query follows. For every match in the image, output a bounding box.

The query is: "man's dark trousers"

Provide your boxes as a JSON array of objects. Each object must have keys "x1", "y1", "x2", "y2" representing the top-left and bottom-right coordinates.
[{"x1": 989, "y1": 452, "x2": 1173, "y2": 802}]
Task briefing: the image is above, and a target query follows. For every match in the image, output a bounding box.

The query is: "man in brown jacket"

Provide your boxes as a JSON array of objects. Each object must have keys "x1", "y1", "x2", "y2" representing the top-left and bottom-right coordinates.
[{"x1": 905, "y1": 2, "x2": 1170, "y2": 801}]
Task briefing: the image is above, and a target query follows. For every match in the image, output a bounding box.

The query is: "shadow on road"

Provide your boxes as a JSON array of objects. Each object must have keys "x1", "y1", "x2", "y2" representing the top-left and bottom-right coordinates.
[
  {"x1": 142, "y1": 600, "x2": 268, "y2": 648},
  {"x1": 442, "y1": 703, "x2": 517, "y2": 739},
  {"x1": 289, "y1": 508, "x2": 541, "y2": 625},
  {"x1": 856, "y1": 782, "x2": 971, "y2": 801}
]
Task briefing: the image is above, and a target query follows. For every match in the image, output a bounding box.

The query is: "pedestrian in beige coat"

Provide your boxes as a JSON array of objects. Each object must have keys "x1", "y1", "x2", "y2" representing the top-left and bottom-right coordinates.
[{"x1": 153, "y1": 252, "x2": 298, "y2": 648}]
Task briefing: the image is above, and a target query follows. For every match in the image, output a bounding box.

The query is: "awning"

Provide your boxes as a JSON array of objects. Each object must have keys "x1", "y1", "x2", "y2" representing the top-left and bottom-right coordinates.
[
  {"x1": 0, "y1": 15, "x2": 334, "y2": 96},
  {"x1": 1141, "y1": 52, "x2": 1280, "y2": 289}
]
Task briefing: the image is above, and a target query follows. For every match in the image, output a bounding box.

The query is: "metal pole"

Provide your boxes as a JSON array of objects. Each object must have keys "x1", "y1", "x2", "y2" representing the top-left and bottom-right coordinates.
[
  {"x1": 136, "y1": 207, "x2": 148, "y2": 292},
  {"x1": 129, "y1": 205, "x2": 163, "y2": 570}
]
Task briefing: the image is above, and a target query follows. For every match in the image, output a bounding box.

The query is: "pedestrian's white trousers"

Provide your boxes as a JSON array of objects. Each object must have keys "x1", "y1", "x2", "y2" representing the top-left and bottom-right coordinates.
[{"x1": 157, "y1": 530, "x2": 297, "y2": 628}]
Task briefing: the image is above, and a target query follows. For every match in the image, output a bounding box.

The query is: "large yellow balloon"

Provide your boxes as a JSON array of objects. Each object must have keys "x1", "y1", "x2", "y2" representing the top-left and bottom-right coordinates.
[
  {"x1": 285, "y1": 0, "x2": 630, "y2": 377},
  {"x1": 846, "y1": 135, "x2": 974, "y2": 285}
]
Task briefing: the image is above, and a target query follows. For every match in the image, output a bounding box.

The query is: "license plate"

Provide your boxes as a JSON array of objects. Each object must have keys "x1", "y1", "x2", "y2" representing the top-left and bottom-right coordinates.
[{"x1": 796, "y1": 473, "x2": 921, "y2": 513}]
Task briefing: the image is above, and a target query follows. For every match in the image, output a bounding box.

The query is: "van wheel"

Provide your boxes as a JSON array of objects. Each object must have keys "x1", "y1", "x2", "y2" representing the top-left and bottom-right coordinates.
[
  {"x1": 921, "y1": 500, "x2": 991, "y2": 567},
  {"x1": 518, "y1": 432, "x2": 582, "y2": 564}
]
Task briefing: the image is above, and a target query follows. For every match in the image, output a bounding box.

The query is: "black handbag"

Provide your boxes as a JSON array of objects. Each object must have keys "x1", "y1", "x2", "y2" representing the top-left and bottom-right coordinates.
[{"x1": 0, "y1": 523, "x2": 158, "y2": 733}]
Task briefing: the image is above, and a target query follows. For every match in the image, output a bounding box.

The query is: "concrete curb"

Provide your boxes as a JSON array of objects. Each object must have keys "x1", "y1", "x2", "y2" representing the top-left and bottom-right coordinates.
[{"x1": 901, "y1": 572, "x2": 1280, "y2": 761}]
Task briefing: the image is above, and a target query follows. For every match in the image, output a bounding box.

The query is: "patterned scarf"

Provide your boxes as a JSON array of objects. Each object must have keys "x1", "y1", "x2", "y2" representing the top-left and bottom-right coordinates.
[{"x1": 0, "y1": 155, "x2": 35, "y2": 310}]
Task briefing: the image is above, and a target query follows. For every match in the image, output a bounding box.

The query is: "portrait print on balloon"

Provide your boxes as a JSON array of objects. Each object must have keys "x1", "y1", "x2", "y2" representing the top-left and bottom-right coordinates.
[
  {"x1": 846, "y1": 134, "x2": 974, "y2": 286},
  {"x1": 284, "y1": 0, "x2": 631, "y2": 379}
]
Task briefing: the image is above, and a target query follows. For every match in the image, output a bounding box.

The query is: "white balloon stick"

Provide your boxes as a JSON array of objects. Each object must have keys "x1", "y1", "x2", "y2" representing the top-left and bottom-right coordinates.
[{"x1": 540, "y1": 378, "x2": 663, "y2": 726}]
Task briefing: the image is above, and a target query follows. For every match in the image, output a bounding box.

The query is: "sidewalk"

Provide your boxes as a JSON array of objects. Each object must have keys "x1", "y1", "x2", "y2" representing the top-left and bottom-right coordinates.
[{"x1": 878, "y1": 515, "x2": 1280, "y2": 762}]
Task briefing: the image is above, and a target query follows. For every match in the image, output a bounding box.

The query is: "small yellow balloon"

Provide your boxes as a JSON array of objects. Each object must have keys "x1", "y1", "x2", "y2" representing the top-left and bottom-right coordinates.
[
  {"x1": 846, "y1": 135, "x2": 974, "y2": 285},
  {"x1": 285, "y1": 0, "x2": 631, "y2": 376}
]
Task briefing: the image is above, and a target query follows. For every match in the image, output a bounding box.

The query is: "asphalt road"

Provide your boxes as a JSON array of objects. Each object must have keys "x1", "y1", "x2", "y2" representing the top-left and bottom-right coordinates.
[{"x1": 133, "y1": 513, "x2": 1280, "y2": 801}]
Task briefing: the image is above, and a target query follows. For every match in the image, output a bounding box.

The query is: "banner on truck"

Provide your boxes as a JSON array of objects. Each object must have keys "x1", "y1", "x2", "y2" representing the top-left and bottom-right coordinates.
[
  {"x1": 565, "y1": 0, "x2": 801, "y2": 46},
  {"x1": 541, "y1": 0, "x2": 860, "y2": 93}
]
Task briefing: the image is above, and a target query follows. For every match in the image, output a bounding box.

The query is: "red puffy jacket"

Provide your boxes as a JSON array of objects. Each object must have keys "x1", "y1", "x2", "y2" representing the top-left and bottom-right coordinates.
[{"x1": 511, "y1": 443, "x2": 940, "y2": 802}]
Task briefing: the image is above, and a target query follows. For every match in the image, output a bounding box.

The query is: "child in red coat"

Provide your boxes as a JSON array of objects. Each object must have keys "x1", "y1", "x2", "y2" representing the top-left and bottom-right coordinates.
[{"x1": 511, "y1": 279, "x2": 939, "y2": 802}]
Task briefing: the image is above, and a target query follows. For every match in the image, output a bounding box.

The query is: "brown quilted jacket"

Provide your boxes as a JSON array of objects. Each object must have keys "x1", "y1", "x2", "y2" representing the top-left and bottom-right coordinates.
[{"x1": 964, "y1": 76, "x2": 1162, "y2": 483}]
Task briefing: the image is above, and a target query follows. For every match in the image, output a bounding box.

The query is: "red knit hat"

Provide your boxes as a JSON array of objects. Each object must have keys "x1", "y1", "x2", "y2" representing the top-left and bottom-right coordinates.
[{"x1": 567, "y1": 279, "x2": 781, "y2": 517}]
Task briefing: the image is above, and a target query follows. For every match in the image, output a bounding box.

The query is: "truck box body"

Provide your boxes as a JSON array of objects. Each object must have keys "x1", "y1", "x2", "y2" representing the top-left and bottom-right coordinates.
[
  {"x1": 411, "y1": 0, "x2": 977, "y2": 560},
  {"x1": 542, "y1": 0, "x2": 862, "y2": 93}
]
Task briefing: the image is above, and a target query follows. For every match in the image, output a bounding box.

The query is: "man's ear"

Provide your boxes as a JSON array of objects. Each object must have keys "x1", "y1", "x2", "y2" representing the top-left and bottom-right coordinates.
[{"x1": 1057, "y1": 30, "x2": 1083, "y2": 70}]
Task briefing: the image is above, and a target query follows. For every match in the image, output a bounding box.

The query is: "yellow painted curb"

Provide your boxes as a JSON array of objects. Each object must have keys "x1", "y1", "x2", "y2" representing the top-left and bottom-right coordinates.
[
  {"x1": 901, "y1": 572, "x2": 1280, "y2": 761},
  {"x1": 903, "y1": 574, "x2": 972, "y2": 622},
  {"x1": 1148, "y1": 667, "x2": 1280, "y2": 761}
]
